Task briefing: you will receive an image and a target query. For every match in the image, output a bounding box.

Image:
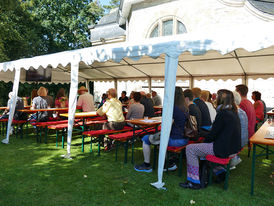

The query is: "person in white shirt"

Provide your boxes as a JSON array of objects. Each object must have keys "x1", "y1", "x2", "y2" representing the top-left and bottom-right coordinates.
[
  {"x1": 201, "y1": 90, "x2": 216, "y2": 123},
  {"x1": 77, "y1": 86, "x2": 95, "y2": 112}
]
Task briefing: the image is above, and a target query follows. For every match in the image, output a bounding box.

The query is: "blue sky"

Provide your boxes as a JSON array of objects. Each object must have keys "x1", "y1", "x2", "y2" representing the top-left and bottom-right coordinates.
[{"x1": 100, "y1": 0, "x2": 111, "y2": 6}]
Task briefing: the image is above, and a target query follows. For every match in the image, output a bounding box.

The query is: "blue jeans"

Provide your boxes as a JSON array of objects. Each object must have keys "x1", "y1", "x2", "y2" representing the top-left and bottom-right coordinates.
[{"x1": 142, "y1": 135, "x2": 188, "y2": 147}]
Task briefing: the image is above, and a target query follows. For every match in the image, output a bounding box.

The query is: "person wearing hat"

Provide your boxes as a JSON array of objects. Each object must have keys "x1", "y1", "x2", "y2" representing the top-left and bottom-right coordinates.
[{"x1": 77, "y1": 86, "x2": 95, "y2": 112}]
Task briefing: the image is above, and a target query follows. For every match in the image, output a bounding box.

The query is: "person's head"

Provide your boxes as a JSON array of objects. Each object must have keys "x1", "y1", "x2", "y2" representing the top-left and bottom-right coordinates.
[
  {"x1": 37, "y1": 87, "x2": 47, "y2": 97},
  {"x1": 252, "y1": 91, "x2": 261, "y2": 101},
  {"x1": 140, "y1": 91, "x2": 146, "y2": 97},
  {"x1": 56, "y1": 88, "x2": 66, "y2": 99},
  {"x1": 31, "y1": 89, "x2": 38, "y2": 100},
  {"x1": 8, "y1": 92, "x2": 14, "y2": 99},
  {"x1": 146, "y1": 93, "x2": 151, "y2": 98},
  {"x1": 191, "y1": 87, "x2": 201, "y2": 98},
  {"x1": 183, "y1": 89, "x2": 193, "y2": 105},
  {"x1": 78, "y1": 86, "x2": 88, "y2": 95},
  {"x1": 212, "y1": 93, "x2": 217, "y2": 101},
  {"x1": 108, "y1": 88, "x2": 117, "y2": 99},
  {"x1": 235, "y1": 84, "x2": 248, "y2": 97},
  {"x1": 121, "y1": 91, "x2": 127, "y2": 98},
  {"x1": 102, "y1": 93, "x2": 107, "y2": 100},
  {"x1": 232, "y1": 91, "x2": 241, "y2": 106},
  {"x1": 217, "y1": 89, "x2": 237, "y2": 113},
  {"x1": 130, "y1": 91, "x2": 135, "y2": 99},
  {"x1": 133, "y1": 92, "x2": 141, "y2": 102},
  {"x1": 174, "y1": 87, "x2": 188, "y2": 112},
  {"x1": 201, "y1": 90, "x2": 209, "y2": 102},
  {"x1": 152, "y1": 91, "x2": 157, "y2": 97}
]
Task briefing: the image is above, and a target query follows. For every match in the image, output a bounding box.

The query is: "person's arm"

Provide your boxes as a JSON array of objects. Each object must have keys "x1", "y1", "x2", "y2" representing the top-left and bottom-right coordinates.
[
  {"x1": 97, "y1": 101, "x2": 109, "y2": 116},
  {"x1": 205, "y1": 111, "x2": 224, "y2": 141},
  {"x1": 126, "y1": 105, "x2": 132, "y2": 119}
]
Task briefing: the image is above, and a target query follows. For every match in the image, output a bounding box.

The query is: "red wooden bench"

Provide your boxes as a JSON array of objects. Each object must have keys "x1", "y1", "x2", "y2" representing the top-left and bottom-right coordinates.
[
  {"x1": 206, "y1": 150, "x2": 241, "y2": 190},
  {"x1": 82, "y1": 126, "x2": 134, "y2": 155},
  {"x1": 47, "y1": 119, "x2": 108, "y2": 149}
]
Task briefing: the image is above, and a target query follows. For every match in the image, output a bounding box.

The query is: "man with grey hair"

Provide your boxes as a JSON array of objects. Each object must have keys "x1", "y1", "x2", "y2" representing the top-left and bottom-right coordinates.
[{"x1": 230, "y1": 91, "x2": 248, "y2": 168}]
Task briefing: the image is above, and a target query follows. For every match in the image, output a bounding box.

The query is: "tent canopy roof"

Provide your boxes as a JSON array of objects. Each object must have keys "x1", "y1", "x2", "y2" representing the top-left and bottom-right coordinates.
[{"x1": 1, "y1": 22, "x2": 274, "y2": 82}]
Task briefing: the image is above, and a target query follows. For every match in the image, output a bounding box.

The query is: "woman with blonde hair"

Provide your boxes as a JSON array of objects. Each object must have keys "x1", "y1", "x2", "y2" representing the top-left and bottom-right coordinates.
[{"x1": 30, "y1": 87, "x2": 49, "y2": 122}]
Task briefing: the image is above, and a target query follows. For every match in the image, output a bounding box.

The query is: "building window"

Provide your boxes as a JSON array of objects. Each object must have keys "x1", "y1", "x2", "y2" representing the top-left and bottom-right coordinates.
[{"x1": 148, "y1": 16, "x2": 187, "y2": 38}]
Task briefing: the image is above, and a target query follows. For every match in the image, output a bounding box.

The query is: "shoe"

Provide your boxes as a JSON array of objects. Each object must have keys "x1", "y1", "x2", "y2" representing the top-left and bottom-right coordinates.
[
  {"x1": 163, "y1": 163, "x2": 177, "y2": 172},
  {"x1": 230, "y1": 156, "x2": 242, "y2": 167},
  {"x1": 179, "y1": 181, "x2": 201, "y2": 190},
  {"x1": 134, "y1": 163, "x2": 152, "y2": 173}
]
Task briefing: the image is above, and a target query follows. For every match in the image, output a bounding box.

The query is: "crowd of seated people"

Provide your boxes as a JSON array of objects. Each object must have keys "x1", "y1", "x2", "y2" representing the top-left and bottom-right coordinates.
[{"x1": 0, "y1": 83, "x2": 266, "y2": 190}]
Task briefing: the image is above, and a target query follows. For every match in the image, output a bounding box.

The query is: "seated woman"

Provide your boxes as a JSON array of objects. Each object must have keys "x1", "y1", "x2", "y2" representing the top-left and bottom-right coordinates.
[
  {"x1": 179, "y1": 89, "x2": 241, "y2": 189},
  {"x1": 126, "y1": 92, "x2": 144, "y2": 127},
  {"x1": 55, "y1": 88, "x2": 68, "y2": 108},
  {"x1": 134, "y1": 87, "x2": 189, "y2": 173},
  {"x1": 252, "y1": 91, "x2": 264, "y2": 124},
  {"x1": 30, "y1": 87, "x2": 49, "y2": 122}
]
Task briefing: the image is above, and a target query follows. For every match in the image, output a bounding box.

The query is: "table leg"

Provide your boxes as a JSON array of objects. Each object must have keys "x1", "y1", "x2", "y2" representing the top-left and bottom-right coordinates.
[
  {"x1": 251, "y1": 144, "x2": 256, "y2": 195},
  {"x1": 266, "y1": 145, "x2": 269, "y2": 159}
]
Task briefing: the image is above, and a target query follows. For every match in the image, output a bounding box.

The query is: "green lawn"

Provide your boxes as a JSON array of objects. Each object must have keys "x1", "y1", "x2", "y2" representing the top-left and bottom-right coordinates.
[{"x1": 0, "y1": 129, "x2": 273, "y2": 206}]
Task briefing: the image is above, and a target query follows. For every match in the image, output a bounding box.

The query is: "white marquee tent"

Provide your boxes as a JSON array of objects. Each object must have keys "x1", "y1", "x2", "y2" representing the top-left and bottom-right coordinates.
[{"x1": 1, "y1": 22, "x2": 274, "y2": 189}]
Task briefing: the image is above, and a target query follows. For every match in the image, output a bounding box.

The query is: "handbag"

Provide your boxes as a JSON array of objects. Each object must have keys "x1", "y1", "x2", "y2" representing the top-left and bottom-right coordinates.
[
  {"x1": 148, "y1": 132, "x2": 161, "y2": 145},
  {"x1": 184, "y1": 115, "x2": 198, "y2": 139}
]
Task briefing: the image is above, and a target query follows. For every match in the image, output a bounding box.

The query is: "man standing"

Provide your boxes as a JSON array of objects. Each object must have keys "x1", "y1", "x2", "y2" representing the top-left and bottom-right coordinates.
[
  {"x1": 152, "y1": 91, "x2": 162, "y2": 106},
  {"x1": 236, "y1": 84, "x2": 256, "y2": 139},
  {"x1": 77, "y1": 86, "x2": 95, "y2": 112}
]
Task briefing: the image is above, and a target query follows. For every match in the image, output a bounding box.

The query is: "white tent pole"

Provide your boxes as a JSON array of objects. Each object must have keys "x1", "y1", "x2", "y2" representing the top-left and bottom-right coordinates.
[
  {"x1": 114, "y1": 79, "x2": 118, "y2": 91},
  {"x1": 2, "y1": 67, "x2": 21, "y2": 144},
  {"x1": 189, "y1": 76, "x2": 194, "y2": 89},
  {"x1": 65, "y1": 59, "x2": 79, "y2": 158},
  {"x1": 86, "y1": 80, "x2": 90, "y2": 93},
  {"x1": 151, "y1": 55, "x2": 178, "y2": 189},
  {"x1": 148, "y1": 77, "x2": 152, "y2": 93}
]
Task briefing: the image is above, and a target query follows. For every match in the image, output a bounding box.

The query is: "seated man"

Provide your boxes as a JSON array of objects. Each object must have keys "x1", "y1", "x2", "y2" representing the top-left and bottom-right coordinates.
[
  {"x1": 97, "y1": 88, "x2": 125, "y2": 130},
  {"x1": 152, "y1": 91, "x2": 162, "y2": 106},
  {"x1": 119, "y1": 91, "x2": 129, "y2": 104},
  {"x1": 192, "y1": 88, "x2": 212, "y2": 131},
  {"x1": 77, "y1": 86, "x2": 95, "y2": 112},
  {"x1": 134, "y1": 87, "x2": 189, "y2": 172},
  {"x1": 140, "y1": 91, "x2": 155, "y2": 117},
  {"x1": 183, "y1": 89, "x2": 202, "y2": 136}
]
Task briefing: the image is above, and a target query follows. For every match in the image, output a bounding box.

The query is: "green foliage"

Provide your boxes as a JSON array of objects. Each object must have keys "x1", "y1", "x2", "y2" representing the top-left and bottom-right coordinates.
[
  {"x1": 0, "y1": 0, "x2": 104, "y2": 62},
  {"x1": 0, "y1": 81, "x2": 86, "y2": 106},
  {"x1": 0, "y1": 0, "x2": 47, "y2": 61},
  {"x1": 103, "y1": 0, "x2": 120, "y2": 12},
  {"x1": 24, "y1": 0, "x2": 104, "y2": 52}
]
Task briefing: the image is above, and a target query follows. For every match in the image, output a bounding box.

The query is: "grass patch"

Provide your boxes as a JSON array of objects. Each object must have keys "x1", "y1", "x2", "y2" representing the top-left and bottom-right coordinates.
[{"x1": 0, "y1": 128, "x2": 273, "y2": 206}]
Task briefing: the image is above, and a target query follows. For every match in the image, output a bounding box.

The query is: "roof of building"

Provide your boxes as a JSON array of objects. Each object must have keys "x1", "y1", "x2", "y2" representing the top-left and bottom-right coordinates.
[
  {"x1": 90, "y1": 8, "x2": 125, "y2": 42},
  {"x1": 248, "y1": 0, "x2": 274, "y2": 15}
]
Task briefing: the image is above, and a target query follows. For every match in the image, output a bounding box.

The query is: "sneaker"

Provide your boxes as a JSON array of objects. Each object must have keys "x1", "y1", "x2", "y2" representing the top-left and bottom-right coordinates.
[
  {"x1": 230, "y1": 156, "x2": 242, "y2": 167},
  {"x1": 163, "y1": 163, "x2": 177, "y2": 172},
  {"x1": 134, "y1": 163, "x2": 152, "y2": 173}
]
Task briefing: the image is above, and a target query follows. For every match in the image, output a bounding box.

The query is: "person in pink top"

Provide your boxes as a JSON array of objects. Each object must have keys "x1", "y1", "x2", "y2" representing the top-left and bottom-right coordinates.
[
  {"x1": 252, "y1": 91, "x2": 264, "y2": 123},
  {"x1": 77, "y1": 86, "x2": 95, "y2": 112},
  {"x1": 235, "y1": 84, "x2": 256, "y2": 139}
]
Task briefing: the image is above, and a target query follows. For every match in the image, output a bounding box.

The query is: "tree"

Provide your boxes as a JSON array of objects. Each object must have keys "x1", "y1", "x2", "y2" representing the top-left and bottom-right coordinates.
[
  {"x1": 103, "y1": 0, "x2": 120, "y2": 12},
  {"x1": 0, "y1": 0, "x2": 47, "y2": 62},
  {"x1": 24, "y1": 0, "x2": 104, "y2": 53}
]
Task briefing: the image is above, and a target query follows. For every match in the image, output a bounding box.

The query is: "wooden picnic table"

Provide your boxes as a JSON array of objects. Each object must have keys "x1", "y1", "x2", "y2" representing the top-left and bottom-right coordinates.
[
  {"x1": 153, "y1": 106, "x2": 162, "y2": 110},
  {"x1": 266, "y1": 109, "x2": 274, "y2": 117},
  {"x1": 126, "y1": 117, "x2": 162, "y2": 127},
  {"x1": 18, "y1": 108, "x2": 69, "y2": 113},
  {"x1": 250, "y1": 121, "x2": 274, "y2": 195},
  {"x1": 0, "y1": 105, "x2": 31, "y2": 110}
]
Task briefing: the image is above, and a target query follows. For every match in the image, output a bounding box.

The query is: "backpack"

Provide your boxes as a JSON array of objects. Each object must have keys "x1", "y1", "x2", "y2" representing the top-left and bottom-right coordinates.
[
  {"x1": 199, "y1": 160, "x2": 210, "y2": 188},
  {"x1": 184, "y1": 114, "x2": 199, "y2": 140}
]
